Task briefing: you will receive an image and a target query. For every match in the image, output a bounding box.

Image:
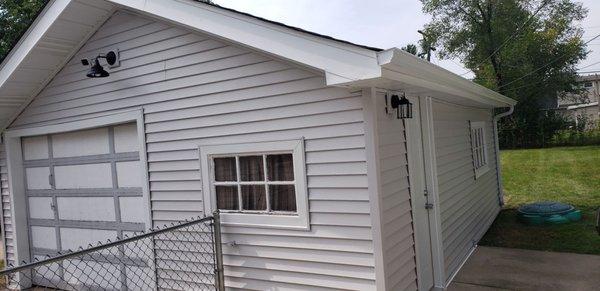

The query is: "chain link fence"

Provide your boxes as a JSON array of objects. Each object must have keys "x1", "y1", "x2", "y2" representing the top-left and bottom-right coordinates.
[{"x1": 0, "y1": 212, "x2": 224, "y2": 290}]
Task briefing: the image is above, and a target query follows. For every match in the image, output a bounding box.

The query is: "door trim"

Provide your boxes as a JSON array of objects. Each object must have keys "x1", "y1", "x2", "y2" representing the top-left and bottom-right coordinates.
[
  {"x1": 418, "y1": 96, "x2": 446, "y2": 288},
  {"x1": 405, "y1": 95, "x2": 435, "y2": 290}
]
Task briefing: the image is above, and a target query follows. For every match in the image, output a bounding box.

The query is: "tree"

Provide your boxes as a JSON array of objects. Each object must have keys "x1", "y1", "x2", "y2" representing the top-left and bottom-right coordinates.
[
  {"x1": 0, "y1": 0, "x2": 216, "y2": 61},
  {"x1": 401, "y1": 43, "x2": 419, "y2": 55},
  {"x1": 421, "y1": 0, "x2": 588, "y2": 148},
  {"x1": 0, "y1": 0, "x2": 47, "y2": 61}
]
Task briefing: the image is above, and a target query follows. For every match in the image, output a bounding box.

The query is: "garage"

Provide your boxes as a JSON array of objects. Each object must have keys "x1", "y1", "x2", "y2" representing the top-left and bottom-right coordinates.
[{"x1": 22, "y1": 123, "x2": 146, "y2": 260}]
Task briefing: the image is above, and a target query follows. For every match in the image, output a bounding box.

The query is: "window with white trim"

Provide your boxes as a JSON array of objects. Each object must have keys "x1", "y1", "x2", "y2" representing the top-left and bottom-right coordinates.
[
  {"x1": 470, "y1": 121, "x2": 489, "y2": 179},
  {"x1": 212, "y1": 154, "x2": 297, "y2": 213},
  {"x1": 199, "y1": 139, "x2": 309, "y2": 230}
]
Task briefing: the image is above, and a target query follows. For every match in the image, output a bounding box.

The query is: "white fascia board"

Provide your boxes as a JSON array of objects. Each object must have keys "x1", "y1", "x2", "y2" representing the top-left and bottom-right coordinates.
[
  {"x1": 106, "y1": 0, "x2": 382, "y2": 85},
  {"x1": 376, "y1": 48, "x2": 517, "y2": 108},
  {"x1": 0, "y1": 0, "x2": 72, "y2": 89}
]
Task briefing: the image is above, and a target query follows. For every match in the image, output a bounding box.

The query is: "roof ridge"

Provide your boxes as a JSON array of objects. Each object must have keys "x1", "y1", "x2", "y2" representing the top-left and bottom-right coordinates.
[{"x1": 194, "y1": 0, "x2": 383, "y2": 52}]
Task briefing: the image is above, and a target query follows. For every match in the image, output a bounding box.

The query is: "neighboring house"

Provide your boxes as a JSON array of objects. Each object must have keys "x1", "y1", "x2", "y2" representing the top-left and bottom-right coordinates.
[
  {"x1": 0, "y1": 0, "x2": 516, "y2": 290},
  {"x1": 558, "y1": 74, "x2": 600, "y2": 128}
]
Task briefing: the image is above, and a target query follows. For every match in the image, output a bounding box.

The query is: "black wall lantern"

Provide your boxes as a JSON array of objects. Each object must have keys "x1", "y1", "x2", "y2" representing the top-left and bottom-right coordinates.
[
  {"x1": 81, "y1": 51, "x2": 118, "y2": 78},
  {"x1": 386, "y1": 93, "x2": 413, "y2": 119}
]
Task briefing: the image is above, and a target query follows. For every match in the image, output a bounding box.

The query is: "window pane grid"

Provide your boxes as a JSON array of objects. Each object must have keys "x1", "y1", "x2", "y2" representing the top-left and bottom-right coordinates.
[
  {"x1": 263, "y1": 155, "x2": 271, "y2": 214},
  {"x1": 213, "y1": 181, "x2": 295, "y2": 185},
  {"x1": 213, "y1": 153, "x2": 296, "y2": 214},
  {"x1": 235, "y1": 156, "x2": 242, "y2": 211},
  {"x1": 471, "y1": 124, "x2": 488, "y2": 172}
]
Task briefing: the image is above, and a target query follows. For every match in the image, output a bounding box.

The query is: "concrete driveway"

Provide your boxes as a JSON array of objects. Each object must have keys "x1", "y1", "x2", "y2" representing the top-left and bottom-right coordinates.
[{"x1": 447, "y1": 246, "x2": 600, "y2": 291}]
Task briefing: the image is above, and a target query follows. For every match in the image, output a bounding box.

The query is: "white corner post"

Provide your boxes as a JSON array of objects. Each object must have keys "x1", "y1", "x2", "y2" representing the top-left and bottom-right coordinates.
[{"x1": 361, "y1": 87, "x2": 387, "y2": 290}]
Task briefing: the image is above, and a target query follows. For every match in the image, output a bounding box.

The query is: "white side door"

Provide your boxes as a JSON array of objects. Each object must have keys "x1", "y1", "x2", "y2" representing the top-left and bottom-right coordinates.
[{"x1": 405, "y1": 96, "x2": 436, "y2": 290}]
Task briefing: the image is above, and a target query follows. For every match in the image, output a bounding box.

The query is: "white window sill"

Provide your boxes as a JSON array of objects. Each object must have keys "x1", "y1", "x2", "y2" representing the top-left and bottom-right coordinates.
[{"x1": 219, "y1": 212, "x2": 310, "y2": 230}]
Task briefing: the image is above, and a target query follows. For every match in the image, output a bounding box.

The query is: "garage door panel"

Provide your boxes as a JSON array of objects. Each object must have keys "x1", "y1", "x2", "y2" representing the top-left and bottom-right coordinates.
[
  {"x1": 23, "y1": 122, "x2": 147, "y2": 288},
  {"x1": 119, "y1": 197, "x2": 146, "y2": 223},
  {"x1": 64, "y1": 260, "x2": 122, "y2": 290},
  {"x1": 22, "y1": 135, "x2": 49, "y2": 160},
  {"x1": 52, "y1": 127, "x2": 110, "y2": 158},
  {"x1": 57, "y1": 197, "x2": 116, "y2": 221},
  {"x1": 32, "y1": 255, "x2": 62, "y2": 283},
  {"x1": 26, "y1": 167, "x2": 52, "y2": 190},
  {"x1": 31, "y1": 226, "x2": 57, "y2": 250},
  {"x1": 114, "y1": 123, "x2": 139, "y2": 153},
  {"x1": 28, "y1": 197, "x2": 54, "y2": 219},
  {"x1": 116, "y1": 161, "x2": 142, "y2": 188},
  {"x1": 60, "y1": 228, "x2": 117, "y2": 251},
  {"x1": 54, "y1": 163, "x2": 113, "y2": 189}
]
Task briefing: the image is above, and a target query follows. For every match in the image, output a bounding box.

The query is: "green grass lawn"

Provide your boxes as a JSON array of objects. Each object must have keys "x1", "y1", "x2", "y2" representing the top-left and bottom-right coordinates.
[{"x1": 479, "y1": 145, "x2": 600, "y2": 255}]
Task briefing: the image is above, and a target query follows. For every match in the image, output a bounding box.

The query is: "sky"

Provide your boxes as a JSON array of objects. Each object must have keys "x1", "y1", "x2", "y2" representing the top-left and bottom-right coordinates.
[{"x1": 214, "y1": 0, "x2": 600, "y2": 79}]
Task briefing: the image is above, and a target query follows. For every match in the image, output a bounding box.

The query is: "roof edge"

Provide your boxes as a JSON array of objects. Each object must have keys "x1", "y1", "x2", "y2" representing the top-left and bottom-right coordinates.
[
  {"x1": 0, "y1": 0, "x2": 70, "y2": 90},
  {"x1": 377, "y1": 48, "x2": 517, "y2": 107},
  {"x1": 108, "y1": 0, "x2": 383, "y2": 84}
]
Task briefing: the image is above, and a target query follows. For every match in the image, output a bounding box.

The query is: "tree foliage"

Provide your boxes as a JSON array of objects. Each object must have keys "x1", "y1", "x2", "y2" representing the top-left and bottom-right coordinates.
[
  {"x1": 0, "y1": 0, "x2": 47, "y2": 61},
  {"x1": 401, "y1": 43, "x2": 419, "y2": 55},
  {"x1": 421, "y1": 0, "x2": 589, "y2": 148}
]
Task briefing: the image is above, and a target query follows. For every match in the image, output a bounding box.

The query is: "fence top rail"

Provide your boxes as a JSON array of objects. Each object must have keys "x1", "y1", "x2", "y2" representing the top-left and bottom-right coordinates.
[{"x1": 0, "y1": 215, "x2": 214, "y2": 275}]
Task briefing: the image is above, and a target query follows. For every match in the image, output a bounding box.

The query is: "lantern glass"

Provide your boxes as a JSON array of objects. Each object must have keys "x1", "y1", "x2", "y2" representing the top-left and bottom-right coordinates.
[{"x1": 398, "y1": 96, "x2": 412, "y2": 119}]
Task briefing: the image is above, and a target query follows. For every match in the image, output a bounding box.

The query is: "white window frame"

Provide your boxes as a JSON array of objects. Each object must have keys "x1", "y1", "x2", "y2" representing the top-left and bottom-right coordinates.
[
  {"x1": 199, "y1": 139, "x2": 309, "y2": 230},
  {"x1": 469, "y1": 121, "x2": 489, "y2": 179}
]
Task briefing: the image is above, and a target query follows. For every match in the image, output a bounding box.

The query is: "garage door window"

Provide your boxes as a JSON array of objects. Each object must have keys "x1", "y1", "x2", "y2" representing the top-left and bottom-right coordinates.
[{"x1": 200, "y1": 139, "x2": 309, "y2": 230}]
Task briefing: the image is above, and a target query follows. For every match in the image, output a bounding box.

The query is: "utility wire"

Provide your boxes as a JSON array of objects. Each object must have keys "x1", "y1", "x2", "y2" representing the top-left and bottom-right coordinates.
[
  {"x1": 459, "y1": 0, "x2": 550, "y2": 77},
  {"x1": 577, "y1": 60, "x2": 600, "y2": 71},
  {"x1": 504, "y1": 59, "x2": 600, "y2": 91},
  {"x1": 498, "y1": 33, "x2": 600, "y2": 89}
]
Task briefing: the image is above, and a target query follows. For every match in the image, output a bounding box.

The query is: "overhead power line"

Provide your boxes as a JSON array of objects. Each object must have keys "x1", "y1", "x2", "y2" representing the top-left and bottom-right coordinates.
[
  {"x1": 577, "y1": 60, "x2": 600, "y2": 71},
  {"x1": 498, "y1": 32, "x2": 600, "y2": 89}
]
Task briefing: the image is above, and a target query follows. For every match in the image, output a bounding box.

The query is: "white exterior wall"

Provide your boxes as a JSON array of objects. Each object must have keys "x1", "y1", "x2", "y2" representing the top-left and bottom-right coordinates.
[
  {"x1": 431, "y1": 100, "x2": 501, "y2": 282},
  {"x1": 0, "y1": 143, "x2": 14, "y2": 266},
  {"x1": 375, "y1": 92, "x2": 418, "y2": 290},
  {"x1": 5, "y1": 11, "x2": 378, "y2": 290}
]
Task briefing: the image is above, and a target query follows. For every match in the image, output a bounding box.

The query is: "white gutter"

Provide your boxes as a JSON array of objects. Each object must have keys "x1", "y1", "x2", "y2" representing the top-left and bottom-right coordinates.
[
  {"x1": 377, "y1": 48, "x2": 518, "y2": 108},
  {"x1": 493, "y1": 105, "x2": 514, "y2": 205}
]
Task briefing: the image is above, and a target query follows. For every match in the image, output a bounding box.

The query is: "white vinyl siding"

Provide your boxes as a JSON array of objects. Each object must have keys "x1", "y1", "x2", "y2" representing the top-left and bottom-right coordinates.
[
  {"x1": 0, "y1": 144, "x2": 15, "y2": 266},
  {"x1": 431, "y1": 101, "x2": 501, "y2": 283},
  {"x1": 375, "y1": 92, "x2": 418, "y2": 290},
  {"x1": 6, "y1": 11, "x2": 376, "y2": 290}
]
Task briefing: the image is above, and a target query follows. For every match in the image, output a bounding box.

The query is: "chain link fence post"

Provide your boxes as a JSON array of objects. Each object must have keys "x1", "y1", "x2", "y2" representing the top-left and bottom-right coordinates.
[{"x1": 213, "y1": 210, "x2": 225, "y2": 291}]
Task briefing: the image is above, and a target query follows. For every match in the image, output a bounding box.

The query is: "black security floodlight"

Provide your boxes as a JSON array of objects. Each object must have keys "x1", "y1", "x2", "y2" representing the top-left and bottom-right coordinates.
[{"x1": 81, "y1": 51, "x2": 118, "y2": 78}]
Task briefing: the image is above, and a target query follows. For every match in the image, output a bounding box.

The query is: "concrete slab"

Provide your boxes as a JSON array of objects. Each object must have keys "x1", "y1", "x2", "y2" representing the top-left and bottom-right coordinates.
[
  {"x1": 447, "y1": 282, "x2": 511, "y2": 291},
  {"x1": 449, "y1": 246, "x2": 600, "y2": 291}
]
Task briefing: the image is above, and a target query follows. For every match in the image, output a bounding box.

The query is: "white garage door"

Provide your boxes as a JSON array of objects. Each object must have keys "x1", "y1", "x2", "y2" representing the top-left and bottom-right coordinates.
[{"x1": 22, "y1": 123, "x2": 146, "y2": 262}]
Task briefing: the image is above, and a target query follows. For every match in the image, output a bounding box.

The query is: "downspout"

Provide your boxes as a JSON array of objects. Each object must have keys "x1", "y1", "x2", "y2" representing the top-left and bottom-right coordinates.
[{"x1": 493, "y1": 105, "x2": 514, "y2": 206}]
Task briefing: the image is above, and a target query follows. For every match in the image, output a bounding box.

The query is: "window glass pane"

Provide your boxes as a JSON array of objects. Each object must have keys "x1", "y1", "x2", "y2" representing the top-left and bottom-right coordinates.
[
  {"x1": 241, "y1": 185, "x2": 266, "y2": 210},
  {"x1": 269, "y1": 185, "x2": 297, "y2": 212},
  {"x1": 239, "y1": 156, "x2": 264, "y2": 181},
  {"x1": 214, "y1": 157, "x2": 236, "y2": 181},
  {"x1": 267, "y1": 154, "x2": 294, "y2": 181},
  {"x1": 216, "y1": 186, "x2": 238, "y2": 210}
]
